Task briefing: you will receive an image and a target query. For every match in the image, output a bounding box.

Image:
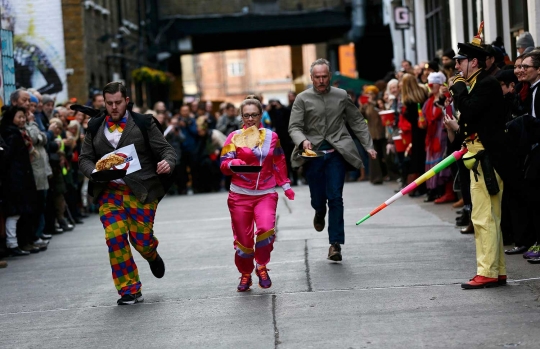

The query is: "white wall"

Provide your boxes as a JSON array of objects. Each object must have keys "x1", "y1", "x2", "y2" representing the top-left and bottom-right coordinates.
[
  {"x1": 449, "y1": 0, "x2": 465, "y2": 51},
  {"x1": 483, "y1": 0, "x2": 497, "y2": 43},
  {"x1": 384, "y1": 0, "x2": 418, "y2": 68},
  {"x1": 413, "y1": 0, "x2": 428, "y2": 63},
  {"x1": 501, "y1": 0, "x2": 512, "y2": 57},
  {"x1": 528, "y1": 0, "x2": 540, "y2": 49}
]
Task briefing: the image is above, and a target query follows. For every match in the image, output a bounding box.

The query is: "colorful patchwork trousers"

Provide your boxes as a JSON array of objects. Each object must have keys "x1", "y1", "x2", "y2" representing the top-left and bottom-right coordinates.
[
  {"x1": 98, "y1": 183, "x2": 159, "y2": 296},
  {"x1": 227, "y1": 192, "x2": 278, "y2": 274}
]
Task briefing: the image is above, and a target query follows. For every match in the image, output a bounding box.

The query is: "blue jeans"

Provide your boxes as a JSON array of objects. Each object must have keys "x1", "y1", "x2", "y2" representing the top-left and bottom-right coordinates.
[{"x1": 304, "y1": 151, "x2": 346, "y2": 244}]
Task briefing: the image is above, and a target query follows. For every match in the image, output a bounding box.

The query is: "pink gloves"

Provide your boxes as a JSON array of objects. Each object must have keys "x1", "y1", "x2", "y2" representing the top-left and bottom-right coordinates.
[
  {"x1": 230, "y1": 159, "x2": 246, "y2": 166},
  {"x1": 284, "y1": 188, "x2": 295, "y2": 200}
]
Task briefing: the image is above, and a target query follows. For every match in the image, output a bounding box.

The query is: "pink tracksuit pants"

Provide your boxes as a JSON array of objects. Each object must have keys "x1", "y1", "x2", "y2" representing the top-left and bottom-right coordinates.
[{"x1": 227, "y1": 192, "x2": 278, "y2": 274}]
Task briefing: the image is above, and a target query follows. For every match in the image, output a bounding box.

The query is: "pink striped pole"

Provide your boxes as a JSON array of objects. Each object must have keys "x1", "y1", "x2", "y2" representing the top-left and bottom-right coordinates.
[{"x1": 356, "y1": 148, "x2": 468, "y2": 225}]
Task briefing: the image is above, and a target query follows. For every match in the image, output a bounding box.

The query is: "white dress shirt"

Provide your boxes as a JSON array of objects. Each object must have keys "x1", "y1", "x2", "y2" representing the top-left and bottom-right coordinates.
[
  {"x1": 104, "y1": 111, "x2": 129, "y2": 184},
  {"x1": 532, "y1": 79, "x2": 540, "y2": 118}
]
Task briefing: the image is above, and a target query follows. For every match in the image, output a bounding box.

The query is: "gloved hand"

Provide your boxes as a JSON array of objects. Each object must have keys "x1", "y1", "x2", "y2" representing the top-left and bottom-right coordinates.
[
  {"x1": 284, "y1": 188, "x2": 295, "y2": 200},
  {"x1": 230, "y1": 159, "x2": 246, "y2": 166}
]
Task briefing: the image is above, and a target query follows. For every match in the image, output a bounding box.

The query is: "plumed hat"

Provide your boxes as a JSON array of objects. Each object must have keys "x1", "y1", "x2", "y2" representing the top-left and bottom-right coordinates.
[{"x1": 454, "y1": 21, "x2": 488, "y2": 61}]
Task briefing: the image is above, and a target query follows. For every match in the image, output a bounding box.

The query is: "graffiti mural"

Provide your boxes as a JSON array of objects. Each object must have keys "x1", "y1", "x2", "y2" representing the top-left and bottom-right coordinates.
[
  {"x1": 1, "y1": 0, "x2": 67, "y2": 102},
  {"x1": 0, "y1": 32, "x2": 3, "y2": 109},
  {"x1": 1, "y1": 29, "x2": 16, "y2": 107}
]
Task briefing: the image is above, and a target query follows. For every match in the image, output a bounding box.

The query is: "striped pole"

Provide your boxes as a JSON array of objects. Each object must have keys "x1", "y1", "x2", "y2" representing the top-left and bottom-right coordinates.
[{"x1": 356, "y1": 148, "x2": 468, "y2": 225}]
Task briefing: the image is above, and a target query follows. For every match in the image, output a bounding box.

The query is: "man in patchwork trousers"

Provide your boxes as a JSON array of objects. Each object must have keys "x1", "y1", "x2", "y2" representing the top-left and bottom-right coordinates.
[{"x1": 79, "y1": 82, "x2": 176, "y2": 305}]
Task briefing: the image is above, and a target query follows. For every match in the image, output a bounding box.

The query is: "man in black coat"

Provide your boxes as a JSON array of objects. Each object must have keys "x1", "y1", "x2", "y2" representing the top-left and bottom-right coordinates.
[{"x1": 450, "y1": 34, "x2": 509, "y2": 289}]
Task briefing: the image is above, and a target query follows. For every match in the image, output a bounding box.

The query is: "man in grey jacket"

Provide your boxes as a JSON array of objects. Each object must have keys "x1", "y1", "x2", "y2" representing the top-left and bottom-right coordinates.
[
  {"x1": 79, "y1": 82, "x2": 176, "y2": 305},
  {"x1": 289, "y1": 59, "x2": 376, "y2": 261}
]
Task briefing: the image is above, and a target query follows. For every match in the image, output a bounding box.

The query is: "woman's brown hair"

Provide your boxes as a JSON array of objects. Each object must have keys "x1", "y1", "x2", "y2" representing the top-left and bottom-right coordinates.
[
  {"x1": 240, "y1": 95, "x2": 263, "y2": 116},
  {"x1": 401, "y1": 73, "x2": 428, "y2": 104}
]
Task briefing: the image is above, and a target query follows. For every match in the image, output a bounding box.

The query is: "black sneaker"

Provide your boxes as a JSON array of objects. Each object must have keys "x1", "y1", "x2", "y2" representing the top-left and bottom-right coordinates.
[
  {"x1": 313, "y1": 211, "x2": 326, "y2": 232},
  {"x1": 9, "y1": 247, "x2": 30, "y2": 257},
  {"x1": 327, "y1": 243, "x2": 342, "y2": 261},
  {"x1": 117, "y1": 292, "x2": 144, "y2": 305},
  {"x1": 149, "y1": 254, "x2": 165, "y2": 278},
  {"x1": 21, "y1": 244, "x2": 40, "y2": 254}
]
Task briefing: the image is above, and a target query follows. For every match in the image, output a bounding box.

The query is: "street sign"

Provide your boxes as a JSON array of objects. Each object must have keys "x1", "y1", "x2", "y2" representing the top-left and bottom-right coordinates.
[{"x1": 394, "y1": 6, "x2": 410, "y2": 30}]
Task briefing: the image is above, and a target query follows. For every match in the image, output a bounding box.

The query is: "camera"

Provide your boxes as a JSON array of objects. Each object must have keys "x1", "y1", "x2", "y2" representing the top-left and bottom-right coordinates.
[{"x1": 435, "y1": 95, "x2": 446, "y2": 108}]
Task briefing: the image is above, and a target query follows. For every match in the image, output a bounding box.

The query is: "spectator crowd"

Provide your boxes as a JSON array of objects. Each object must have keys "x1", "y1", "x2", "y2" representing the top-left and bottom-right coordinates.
[
  {"x1": 0, "y1": 88, "x2": 299, "y2": 268},
  {"x1": 345, "y1": 31, "x2": 540, "y2": 267}
]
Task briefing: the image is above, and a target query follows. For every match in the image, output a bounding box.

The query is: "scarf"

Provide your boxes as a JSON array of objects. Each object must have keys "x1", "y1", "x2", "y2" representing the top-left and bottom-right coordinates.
[
  {"x1": 106, "y1": 115, "x2": 127, "y2": 133},
  {"x1": 20, "y1": 128, "x2": 34, "y2": 154},
  {"x1": 424, "y1": 96, "x2": 442, "y2": 152}
]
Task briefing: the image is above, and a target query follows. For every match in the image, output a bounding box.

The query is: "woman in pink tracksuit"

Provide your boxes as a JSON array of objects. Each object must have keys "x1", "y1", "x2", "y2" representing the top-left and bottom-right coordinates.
[{"x1": 220, "y1": 96, "x2": 295, "y2": 292}]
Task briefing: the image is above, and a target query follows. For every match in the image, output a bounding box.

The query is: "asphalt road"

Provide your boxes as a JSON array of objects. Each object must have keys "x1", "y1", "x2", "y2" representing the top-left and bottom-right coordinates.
[{"x1": 2, "y1": 180, "x2": 540, "y2": 349}]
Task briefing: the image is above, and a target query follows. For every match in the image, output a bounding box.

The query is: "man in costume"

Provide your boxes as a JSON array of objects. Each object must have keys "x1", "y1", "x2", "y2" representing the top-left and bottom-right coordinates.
[
  {"x1": 289, "y1": 58, "x2": 376, "y2": 261},
  {"x1": 220, "y1": 96, "x2": 294, "y2": 292},
  {"x1": 79, "y1": 82, "x2": 176, "y2": 304},
  {"x1": 450, "y1": 24, "x2": 509, "y2": 289}
]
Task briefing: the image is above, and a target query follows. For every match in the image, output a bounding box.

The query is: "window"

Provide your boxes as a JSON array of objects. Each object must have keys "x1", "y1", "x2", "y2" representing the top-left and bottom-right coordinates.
[
  {"x1": 228, "y1": 61, "x2": 245, "y2": 77},
  {"x1": 424, "y1": 0, "x2": 451, "y2": 59}
]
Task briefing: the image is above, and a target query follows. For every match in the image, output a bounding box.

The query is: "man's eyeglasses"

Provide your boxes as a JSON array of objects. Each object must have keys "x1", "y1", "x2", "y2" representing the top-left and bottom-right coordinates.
[
  {"x1": 456, "y1": 58, "x2": 468, "y2": 65},
  {"x1": 242, "y1": 113, "x2": 260, "y2": 119},
  {"x1": 514, "y1": 64, "x2": 539, "y2": 70}
]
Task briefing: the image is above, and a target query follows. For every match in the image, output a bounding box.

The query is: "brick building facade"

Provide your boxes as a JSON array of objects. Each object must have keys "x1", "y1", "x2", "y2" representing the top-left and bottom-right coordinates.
[
  {"x1": 193, "y1": 44, "x2": 317, "y2": 105},
  {"x1": 61, "y1": 0, "x2": 146, "y2": 104}
]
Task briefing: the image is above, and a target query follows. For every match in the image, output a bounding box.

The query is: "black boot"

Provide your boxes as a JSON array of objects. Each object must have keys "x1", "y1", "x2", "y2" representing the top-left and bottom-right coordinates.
[
  {"x1": 424, "y1": 189, "x2": 438, "y2": 202},
  {"x1": 59, "y1": 218, "x2": 74, "y2": 232},
  {"x1": 456, "y1": 208, "x2": 471, "y2": 227}
]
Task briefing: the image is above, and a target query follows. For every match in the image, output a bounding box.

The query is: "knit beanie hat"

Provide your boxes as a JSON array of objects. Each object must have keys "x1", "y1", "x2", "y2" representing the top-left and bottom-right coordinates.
[
  {"x1": 517, "y1": 32, "x2": 534, "y2": 48},
  {"x1": 42, "y1": 94, "x2": 54, "y2": 105},
  {"x1": 442, "y1": 48, "x2": 456, "y2": 59},
  {"x1": 29, "y1": 93, "x2": 39, "y2": 104},
  {"x1": 427, "y1": 72, "x2": 446, "y2": 85},
  {"x1": 363, "y1": 85, "x2": 380, "y2": 95}
]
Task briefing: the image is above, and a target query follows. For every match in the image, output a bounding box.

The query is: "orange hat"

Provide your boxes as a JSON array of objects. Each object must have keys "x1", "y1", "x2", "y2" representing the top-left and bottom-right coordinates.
[{"x1": 364, "y1": 85, "x2": 380, "y2": 95}]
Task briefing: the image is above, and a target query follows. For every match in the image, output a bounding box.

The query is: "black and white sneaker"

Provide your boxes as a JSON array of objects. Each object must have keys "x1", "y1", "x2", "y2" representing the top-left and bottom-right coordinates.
[{"x1": 117, "y1": 292, "x2": 144, "y2": 305}]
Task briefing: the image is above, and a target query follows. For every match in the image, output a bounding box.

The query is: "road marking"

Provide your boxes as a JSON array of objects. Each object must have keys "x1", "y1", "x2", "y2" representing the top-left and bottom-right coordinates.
[{"x1": 154, "y1": 217, "x2": 230, "y2": 225}]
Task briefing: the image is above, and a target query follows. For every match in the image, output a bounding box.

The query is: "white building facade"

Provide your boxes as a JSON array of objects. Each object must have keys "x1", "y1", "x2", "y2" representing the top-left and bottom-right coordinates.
[{"x1": 385, "y1": 0, "x2": 537, "y2": 68}]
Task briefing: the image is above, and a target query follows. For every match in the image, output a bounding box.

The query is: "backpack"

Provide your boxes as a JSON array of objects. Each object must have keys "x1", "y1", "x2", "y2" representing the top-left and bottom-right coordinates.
[{"x1": 84, "y1": 104, "x2": 176, "y2": 199}]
